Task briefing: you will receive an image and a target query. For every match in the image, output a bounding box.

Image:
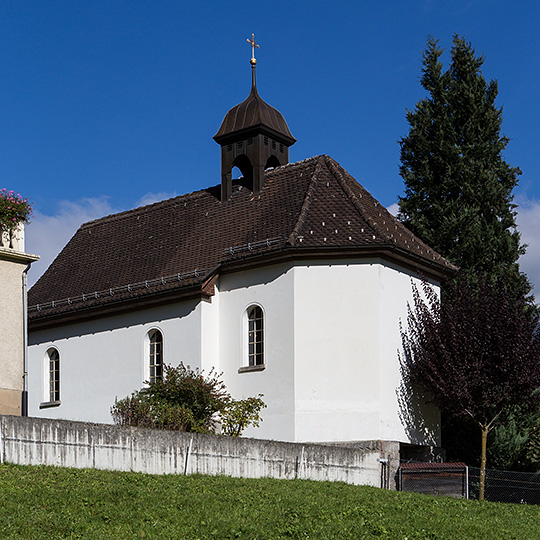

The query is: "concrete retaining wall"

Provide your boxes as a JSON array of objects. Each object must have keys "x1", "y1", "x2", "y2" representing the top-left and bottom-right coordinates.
[{"x1": 0, "y1": 415, "x2": 398, "y2": 487}]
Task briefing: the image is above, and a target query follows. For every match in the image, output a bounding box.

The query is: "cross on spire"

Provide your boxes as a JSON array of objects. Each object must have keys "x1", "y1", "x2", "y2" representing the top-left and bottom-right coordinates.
[{"x1": 247, "y1": 33, "x2": 259, "y2": 65}]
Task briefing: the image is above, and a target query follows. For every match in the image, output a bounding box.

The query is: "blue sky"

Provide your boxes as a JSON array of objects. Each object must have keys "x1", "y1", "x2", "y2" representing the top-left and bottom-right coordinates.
[{"x1": 3, "y1": 1, "x2": 540, "y2": 291}]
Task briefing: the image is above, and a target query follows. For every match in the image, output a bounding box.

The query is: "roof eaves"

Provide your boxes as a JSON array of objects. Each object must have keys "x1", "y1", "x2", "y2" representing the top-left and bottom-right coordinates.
[
  {"x1": 27, "y1": 282, "x2": 208, "y2": 331},
  {"x1": 28, "y1": 265, "x2": 222, "y2": 327},
  {"x1": 219, "y1": 243, "x2": 457, "y2": 282}
]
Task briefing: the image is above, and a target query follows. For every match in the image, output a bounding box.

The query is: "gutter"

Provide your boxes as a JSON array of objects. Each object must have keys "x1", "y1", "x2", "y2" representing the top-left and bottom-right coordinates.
[
  {"x1": 221, "y1": 243, "x2": 458, "y2": 282},
  {"x1": 28, "y1": 265, "x2": 223, "y2": 331},
  {"x1": 22, "y1": 263, "x2": 32, "y2": 417}
]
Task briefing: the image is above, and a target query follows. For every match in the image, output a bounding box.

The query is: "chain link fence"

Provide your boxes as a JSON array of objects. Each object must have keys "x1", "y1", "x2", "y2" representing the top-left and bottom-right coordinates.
[
  {"x1": 468, "y1": 467, "x2": 540, "y2": 504},
  {"x1": 398, "y1": 463, "x2": 540, "y2": 504}
]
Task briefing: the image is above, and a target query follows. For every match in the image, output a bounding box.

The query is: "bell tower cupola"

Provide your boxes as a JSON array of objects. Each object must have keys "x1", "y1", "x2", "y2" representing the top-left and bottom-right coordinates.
[{"x1": 214, "y1": 34, "x2": 296, "y2": 201}]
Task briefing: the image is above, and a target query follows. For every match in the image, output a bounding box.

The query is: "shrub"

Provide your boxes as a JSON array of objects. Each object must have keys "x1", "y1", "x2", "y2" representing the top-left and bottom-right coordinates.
[
  {"x1": 221, "y1": 395, "x2": 266, "y2": 437},
  {"x1": 111, "y1": 392, "x2": 195, "y2": 431},
  {"x1": 111, "y1": 363, "x2": 265, "y2": 436}
]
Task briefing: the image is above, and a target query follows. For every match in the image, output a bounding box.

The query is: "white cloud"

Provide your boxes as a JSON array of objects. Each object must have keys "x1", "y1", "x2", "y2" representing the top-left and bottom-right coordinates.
[
  {"x1": 25, "y1": 197, "x2": 121, "y2": 287},
  {"x1": 136, "y1": 191, "x2": 177, "y2": 207},
  {"x1": 25, "y1": 193, "x2": 178, "y2": 288},
  {"x1": 516, "y1": 197, "x2": 540, "y2": 297},
  {"x1": 386, "y1": 203, "x2": 399, "y2": 217}
]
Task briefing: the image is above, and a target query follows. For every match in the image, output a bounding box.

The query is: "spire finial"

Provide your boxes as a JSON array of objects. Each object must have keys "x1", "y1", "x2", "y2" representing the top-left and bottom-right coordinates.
[
  {"x1": 247, "y1": 33, "x2": 259, "y2": 88},
  {"x1": 247, "y1": 33, "x2": 259, "y2": 65}
]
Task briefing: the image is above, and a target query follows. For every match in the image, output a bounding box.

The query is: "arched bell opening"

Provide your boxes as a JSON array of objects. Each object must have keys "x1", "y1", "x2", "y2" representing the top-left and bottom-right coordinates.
[
  {"x1": 232, "y1": 154, "x2": 254, "y2": 191},
  {"x1": 265, "y1": 154, "x2": 281, "y2": 171}
]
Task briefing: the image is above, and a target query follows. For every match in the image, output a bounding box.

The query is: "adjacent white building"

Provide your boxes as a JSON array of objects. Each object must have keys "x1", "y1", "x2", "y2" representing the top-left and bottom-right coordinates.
[
  {"x1": 0, "y1": 226, "x2": 39, "y2": 416},
  {"x1": 27, "y1": 64, "x2": 455, "y2": 453}
]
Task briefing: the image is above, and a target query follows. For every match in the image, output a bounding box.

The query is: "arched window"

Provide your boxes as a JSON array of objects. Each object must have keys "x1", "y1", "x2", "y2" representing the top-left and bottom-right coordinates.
[
  {"x1": 148, "y1": 330, "x2": 163, "y2": 383},
  {"x1": 247, "y1": 305, "x2": 264, "y2": 366},
  {"x1": 47, "y1": 348, "x2": 60, "y2": 403}
]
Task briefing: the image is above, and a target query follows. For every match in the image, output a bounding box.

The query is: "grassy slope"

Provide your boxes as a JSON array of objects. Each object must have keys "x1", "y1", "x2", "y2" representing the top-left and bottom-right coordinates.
[{"x1": 0, "y1": 464, "x2": 539, "y2": 539}]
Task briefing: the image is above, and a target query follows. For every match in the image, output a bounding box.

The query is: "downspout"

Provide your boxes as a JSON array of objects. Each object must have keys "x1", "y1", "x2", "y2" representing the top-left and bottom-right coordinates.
[{"x1": 22, "y1": 263, "x2": 31, "y2": 417}]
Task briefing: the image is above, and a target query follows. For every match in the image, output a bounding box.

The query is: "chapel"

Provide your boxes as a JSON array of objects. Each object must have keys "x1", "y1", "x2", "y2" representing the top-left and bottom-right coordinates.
[{"x1": 27, "y1": 38, "x2": 455, "y2": 451}]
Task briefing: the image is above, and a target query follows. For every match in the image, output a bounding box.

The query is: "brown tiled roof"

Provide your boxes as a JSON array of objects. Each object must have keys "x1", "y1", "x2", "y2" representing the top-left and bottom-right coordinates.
[{"x1": 28, "y1": 155, "x2": 456, "y2": 327}]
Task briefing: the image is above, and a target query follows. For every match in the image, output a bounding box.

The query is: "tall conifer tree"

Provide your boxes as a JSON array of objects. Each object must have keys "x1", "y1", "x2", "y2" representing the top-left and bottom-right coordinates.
[
  {"x1": 399, "y1": 37, "x2": 537, "y2": 471},
  {"x1": 399, "y1": 36, "x2": 529, "y2": 296}
]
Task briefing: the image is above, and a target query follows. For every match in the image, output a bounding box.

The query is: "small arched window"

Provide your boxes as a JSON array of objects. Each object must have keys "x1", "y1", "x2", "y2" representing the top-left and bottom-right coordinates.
[
  {"x1": 247, "y1": 305, "x2": 264, "y2": 366},
  {"x1": 148, "y1": 330, "x2": 163, "y2": 383},
  {"x1": 47, "y1": 348, "x2": 60, "y2": 403}
]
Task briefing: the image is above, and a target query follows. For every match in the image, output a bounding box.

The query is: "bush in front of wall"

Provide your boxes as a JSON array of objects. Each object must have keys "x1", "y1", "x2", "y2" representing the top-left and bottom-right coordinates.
[{"x1": 111, "y1": 363, "x2": 265, "y2": 436}]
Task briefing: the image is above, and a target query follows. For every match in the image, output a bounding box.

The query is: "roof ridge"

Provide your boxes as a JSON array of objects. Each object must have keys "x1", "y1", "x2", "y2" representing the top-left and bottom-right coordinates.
[
  {"x1": 80, "y1": 157, "x2": 324, "y2": 231},
  {"x1": 287, "y1": 156, "x2": 325, "y2": 245},
  {"x1": 323, "y1": 156, "x2": 457, "y2": 268},
  {"x1": 266, "y1": 154, "x2": 321, "y2": 174},
  {"x1": 323, "y1": 155, "x2": 389, "y2": 241}
]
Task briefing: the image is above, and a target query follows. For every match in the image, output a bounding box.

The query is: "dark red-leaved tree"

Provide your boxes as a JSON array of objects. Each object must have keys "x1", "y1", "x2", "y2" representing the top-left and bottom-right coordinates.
[{"x1": 400, "y1": 273, "x2": 540, "y2": 500}]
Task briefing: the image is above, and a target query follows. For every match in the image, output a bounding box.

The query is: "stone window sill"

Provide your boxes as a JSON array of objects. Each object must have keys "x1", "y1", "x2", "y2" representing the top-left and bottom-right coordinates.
[
  {"x1": 40, "y1": 400, "x2": 61, "y2": 409},
  {"x1": 238, "y1": 364, "x2": 266, "y2": 374}
]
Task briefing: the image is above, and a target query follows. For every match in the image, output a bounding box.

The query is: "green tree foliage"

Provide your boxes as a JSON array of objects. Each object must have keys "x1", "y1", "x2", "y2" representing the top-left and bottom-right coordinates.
[
  {"x1": 398, "y1": 36, "x2": 529, "y2": 296},
  {"x1": 111, "y1": 363, "x2": 265, "y2": 436},
  {"x1": 487, "y1": 409, "x2": 538, "y2": 471},
  {"x1": 400, "y1": 275, "x2": 540, "y2": 498},
  {"x1": 221, "y1": 395, "x2": 267, "y2": 437},
  {"x1": 399, "y1": 35, "x2": 537, "y2": 472}
]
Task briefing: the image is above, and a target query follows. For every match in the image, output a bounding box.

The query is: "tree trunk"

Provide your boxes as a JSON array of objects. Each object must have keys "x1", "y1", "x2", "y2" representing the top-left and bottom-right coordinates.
[{"x1": 479, "y1": 425, "x2": 489, "y2": 501}]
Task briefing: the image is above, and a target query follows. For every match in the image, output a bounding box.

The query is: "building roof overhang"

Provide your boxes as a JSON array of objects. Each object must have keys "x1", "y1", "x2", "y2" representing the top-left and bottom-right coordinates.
[{"x1": 28, "y1": 243, "x2": 455, "y2": 331}]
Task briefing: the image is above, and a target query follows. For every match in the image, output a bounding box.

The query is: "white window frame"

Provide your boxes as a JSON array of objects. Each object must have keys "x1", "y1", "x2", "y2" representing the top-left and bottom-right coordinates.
[
  {"x1": 40, "y1": 347, "x2": 61, "y2": 408},
  {"x1": 147, "y1": 329, "x2": 164, "y2": 384},
  {"x1": 239, "y1": 304, "x2": 265, "y2": 373}
]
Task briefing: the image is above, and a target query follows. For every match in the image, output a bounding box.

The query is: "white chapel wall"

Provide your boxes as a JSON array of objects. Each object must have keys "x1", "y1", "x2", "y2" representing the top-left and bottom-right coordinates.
[
  {"x1": 218, "y1": 263, "x2": 296, "y2": 441},
  {"x1": 27, "y1": 298, "x2": 207, "y2": 423},
  {"x1": 216, "y1": 258, "x2": 441, "y2": 445},
  {"x1": 27, "y1": 257, "x2": 442, "y2": 447},
  {"x1": 377, "y1": 264, "x2": 440, "y2": 446},
  {"x1": 290, "y1": 259, "x2": 441, "y2": 446},
  {"x1": 292, "y1": 260, "x2": 383, "y2": 443},
  {"x1": 199, "y1": 295, "x2": 220, "y2": 373}
]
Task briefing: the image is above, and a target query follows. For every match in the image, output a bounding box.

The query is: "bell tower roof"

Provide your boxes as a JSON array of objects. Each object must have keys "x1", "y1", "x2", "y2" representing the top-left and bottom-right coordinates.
[{"x1": 214, "y1": 84, "x2": 296, "y2": 145}]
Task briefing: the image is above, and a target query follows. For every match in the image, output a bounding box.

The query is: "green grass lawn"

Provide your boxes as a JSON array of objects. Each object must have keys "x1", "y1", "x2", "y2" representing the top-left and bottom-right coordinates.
[{"x1": 0, "y1": 463, "x2": 539, "y2": 539}]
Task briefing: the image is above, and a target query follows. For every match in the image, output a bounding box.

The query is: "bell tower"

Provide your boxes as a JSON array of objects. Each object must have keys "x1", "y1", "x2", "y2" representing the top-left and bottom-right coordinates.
[{"x1": 214, "y1": 34, "x2": 296, "y2": 201}]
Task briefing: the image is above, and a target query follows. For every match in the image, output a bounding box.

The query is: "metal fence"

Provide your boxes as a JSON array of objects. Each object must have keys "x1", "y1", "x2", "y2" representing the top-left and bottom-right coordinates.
[
  {"x1": 399, "y1": 462, "x2": 468, "y2": 498},
  {"x1": 398, "y1": 463, "x2": 540, "y2": 505},
  {"x1": 468, "y1": 467, "x2": 540, "y2": 504}
]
